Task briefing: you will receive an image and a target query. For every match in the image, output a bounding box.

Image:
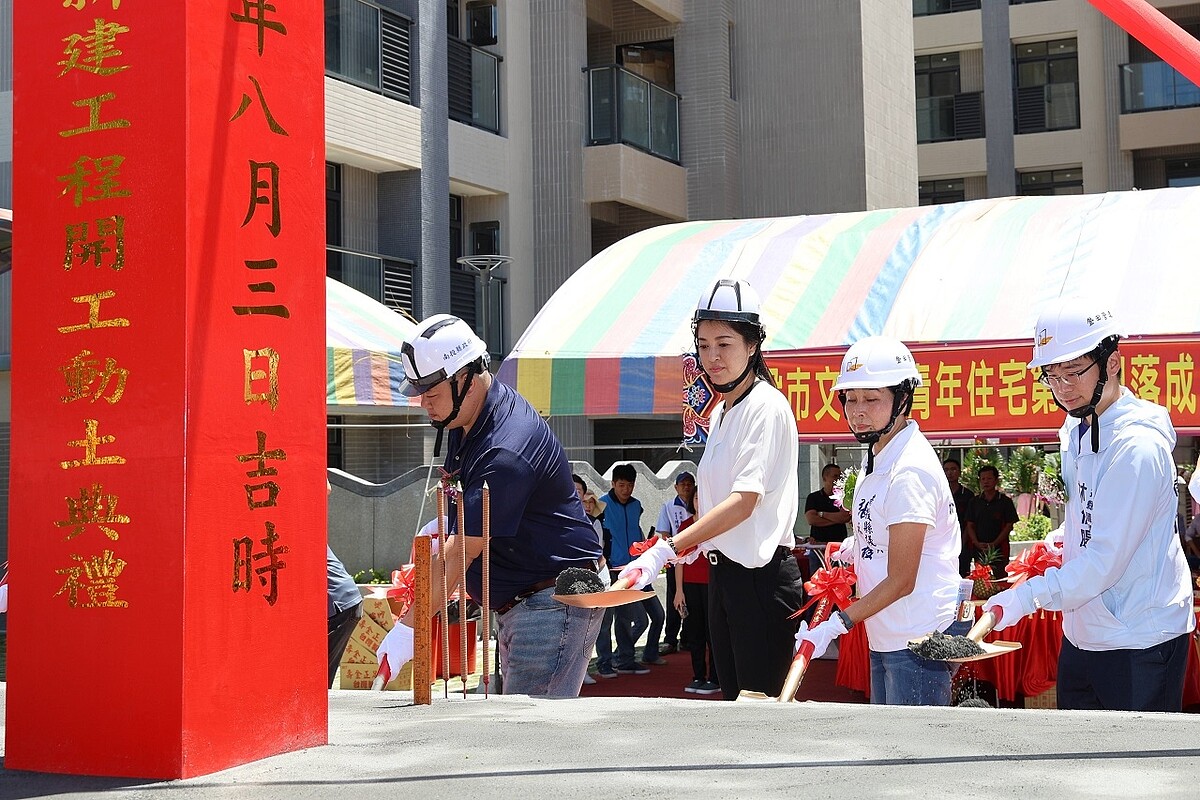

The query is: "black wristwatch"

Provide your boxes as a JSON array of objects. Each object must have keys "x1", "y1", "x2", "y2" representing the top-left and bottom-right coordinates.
[
  {"x1": 836, "y1": 609, "x2": 855, "y2": 630},
  {"x1": 663, "y1": 536, "x2": 678, "y2": 556}
]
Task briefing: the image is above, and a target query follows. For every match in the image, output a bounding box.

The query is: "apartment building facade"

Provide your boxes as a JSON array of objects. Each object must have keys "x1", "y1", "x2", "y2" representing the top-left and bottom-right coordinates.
[
  {"x1": 0, "y1": 0, "x2": 922, "y2": 559},
  {"x1": 914, "y1": 0, "x2": 1200, "y2": 202}
]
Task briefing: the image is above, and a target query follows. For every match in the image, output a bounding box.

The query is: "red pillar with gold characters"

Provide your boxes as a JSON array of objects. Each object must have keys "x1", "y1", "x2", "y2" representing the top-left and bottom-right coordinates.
[{"x1": 7, "y1": 1, "x2": 328, "y2": 779}]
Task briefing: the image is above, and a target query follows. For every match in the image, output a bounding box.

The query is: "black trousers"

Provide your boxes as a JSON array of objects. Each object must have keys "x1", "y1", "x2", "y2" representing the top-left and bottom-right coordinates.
[
  {"x1": 707, "y1": 546, "x2": 806, "y2": 700},
  {"x1": 1057, "y1": 631, "x2": 1191, "y2": 712},
  {"x1": 328, "y1": 601, "x2": 364, "y2": 688},
  {"x1": 682, "y1": 582, "x2": 717, "y2": 683}
]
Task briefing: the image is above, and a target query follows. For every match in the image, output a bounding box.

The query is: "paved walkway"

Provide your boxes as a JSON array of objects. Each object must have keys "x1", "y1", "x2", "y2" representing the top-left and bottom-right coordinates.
[{"x1": 2, "y1": 682, "x2": 1199, "y2": 798}]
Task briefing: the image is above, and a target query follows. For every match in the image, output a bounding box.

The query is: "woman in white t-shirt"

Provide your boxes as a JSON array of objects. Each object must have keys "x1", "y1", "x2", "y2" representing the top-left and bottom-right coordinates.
[
  {"x1": 618, "y1": 278, "x2": 805, "y2": 700},
  {"x1": 794, "y1": 336, "x2": 963, "y2": 706}
]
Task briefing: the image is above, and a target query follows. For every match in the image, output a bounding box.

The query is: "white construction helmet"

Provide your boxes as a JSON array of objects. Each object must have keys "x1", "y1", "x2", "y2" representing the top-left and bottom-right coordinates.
[
  {"x1": 400, "y1": 314, "x2": 488, "y2": 397},
  {"x1": 1028, "y1": 297, "x2": 1121, "y2": 369},
  {"x1": 693, "y1": 277, "x2": 763, "y2": 328},
  {"x1": 831, "y1": 336, "x2": 922, "y2": 392}
]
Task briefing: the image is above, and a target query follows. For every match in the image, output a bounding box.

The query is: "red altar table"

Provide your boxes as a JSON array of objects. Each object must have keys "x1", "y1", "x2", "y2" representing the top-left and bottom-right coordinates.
[{"x1": 836, "y1": 606, "x2": 1200, "y2": 706}]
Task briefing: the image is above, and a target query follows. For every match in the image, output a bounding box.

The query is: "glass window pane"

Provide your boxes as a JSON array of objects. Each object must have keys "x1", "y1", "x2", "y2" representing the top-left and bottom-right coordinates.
[
  {"x1": 589, "y1": 69, "x2": 615, "y2": 142},
  {"x1": 618, "y1": 70, "x2": 651, "y2": 151},
  {"x1": 327, "y1": 0, "x2": 381, "y2": 88},
  {"x1": 649, "y1": 84, "x2": 679, "y2": 161},
  {"x1": 471, "y1": 48, "x2": 500, "y2": 133},
  {"x1": 930, "y1": 71, "x2": 960, "y2": 96},
  {"x1": 1048, "y1": 57, "x2": 1077, "y2": 84},
  {"x1": 1018, "y1": 61, "x2": 1047, "y2": 87}
]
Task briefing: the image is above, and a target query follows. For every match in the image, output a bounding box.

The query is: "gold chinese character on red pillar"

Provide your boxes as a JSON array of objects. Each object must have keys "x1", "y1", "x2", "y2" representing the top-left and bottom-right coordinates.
[
  {"x1": 243, "y1": 348, "x2": 280, "y2": 409},
  {"x1": 59, "y1": 92, "x2": 131, "y2": 138},
  {"x1": 236, "y1": 430, "x2": 286, "y2": 509},
  {"x1": 242, "y1": 161, "x2": 281, "y2": 237},
  {"x1": 57, "y1": 154, "x2": 131, "y2": 206},
  {"x1": 60, "y1": 418, "x2": 126, "y2": 469},
  {"x1": 62, "y1": 1, "x2": 122, "y2": 10},
  {"x1": 232, "y1": 259, "x2": 290, "y2": 318},
  {"x1": 57, "y1": 290, "x2": 130, "y2": 333},
  {"x1": 230, "y1": 75, "x2": 289, "y2": 136},
  {"x1": 55, "y1": 483, "x2": 130, "y2": 541},
  {"x1": 230, "y1": 0, "x2": 288, "y2": 56},
  {"x1": 60, "y1": 348, "x2": 129, "y2": 404},
  {"x1": 64, "y1": 215, "x2": 125, "y2": 271},
  {"x1": 232, "y1": 522, "x2": 289, "y2": 606},
  {"x1": 58, "y1": 18, "x2": 130, "y2": 76},
  {"x1": 54, "y1": 549, "x2": 128, "y2": 609}
]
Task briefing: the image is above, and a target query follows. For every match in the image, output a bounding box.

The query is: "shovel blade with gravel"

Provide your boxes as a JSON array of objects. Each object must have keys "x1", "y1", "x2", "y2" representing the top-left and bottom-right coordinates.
[
  {"x1": 551, "y1": 567, "x2": 646, "y2": 608},
  {"x1": 908, "y1": 609, "x2": 1022, "y2": 663}
]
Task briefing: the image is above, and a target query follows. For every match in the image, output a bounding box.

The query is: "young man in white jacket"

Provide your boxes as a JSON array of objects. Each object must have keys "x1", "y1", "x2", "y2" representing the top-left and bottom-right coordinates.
[{"x1": 984, "y1": 298, "x2": 1195, "y2": 711}]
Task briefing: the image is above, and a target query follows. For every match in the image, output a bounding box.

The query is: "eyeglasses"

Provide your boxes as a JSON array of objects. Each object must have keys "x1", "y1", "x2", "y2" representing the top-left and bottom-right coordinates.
[{"x1": 1038, "y1": 359, "x2": 1098, "y2": 388}]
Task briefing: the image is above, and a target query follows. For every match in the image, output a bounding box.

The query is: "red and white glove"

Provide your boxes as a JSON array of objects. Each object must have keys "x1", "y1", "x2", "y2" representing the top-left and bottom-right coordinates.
[
  {"x1": 617, "y1": 538, "x2": 675, "y2": 589},
  {"x1": 982, "y1": 591, "x2": 1025, "y2": 632},
  {"x1": 794, "y1": 615, "x2": 849, "y2": 659},
  {"x1": 376, "y1": 622, "x2": 414, "y2": 679},
  {"x1": 1043, "y1": 526, "x2": 1065, "y2": 557}
]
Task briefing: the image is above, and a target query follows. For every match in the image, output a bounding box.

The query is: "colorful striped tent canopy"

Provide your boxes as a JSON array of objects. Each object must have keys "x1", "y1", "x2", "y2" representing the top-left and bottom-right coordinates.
[
  {"x1": 499, "y1": 187, "x2": 1200, "y2": 416},
  {"x1": 326, "y1": 277, "x2": 420, "y2": 410}
]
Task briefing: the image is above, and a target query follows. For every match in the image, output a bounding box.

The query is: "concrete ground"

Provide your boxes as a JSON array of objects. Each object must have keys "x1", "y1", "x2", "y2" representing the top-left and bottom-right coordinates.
[{"x1": 2, "y1": 682, "x2": 1199, "y2": 799}]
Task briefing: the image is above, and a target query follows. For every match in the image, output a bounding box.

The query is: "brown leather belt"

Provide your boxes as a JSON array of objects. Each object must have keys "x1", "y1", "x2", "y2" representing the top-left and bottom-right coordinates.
[{"x1": 495, "y1": 578, "x2": 557, "y2": 616}]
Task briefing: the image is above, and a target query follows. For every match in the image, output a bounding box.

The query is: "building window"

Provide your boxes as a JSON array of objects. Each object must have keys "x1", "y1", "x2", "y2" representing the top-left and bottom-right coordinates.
[
  {"x1": 328, "y1": 415, "x2": 344, "y2": 469},
  {"x1": 326, "y1": 162, "x2": 342, "y2": 246},
  {"x1": 466, "y1": 1, "x2": 497, "y2": 47},
  {"x1": 1166, "y1": 159, "x2": 1200, "y2": 188},
  {"x1": 919, "y1": 179, "x2": 966, "y2": 206},
  {"x1": 447, "y1": 0, "x2": 460, "y2": 38},
  {"x1": 1014, "y1": 39, "x2": 1079, "y2": 134},
  {"x1": 619, "y1": 41, "x2": 675, "y2": 92},
  {"x1": 915, "y1": 53, "x2": 985, "y2": 143},
  {"x1": 913, "y1": 0, "x2": 980, "y2": 16},
  {"x1": 1018, "y1": 168, "x2": 1083, "y2": 196},
  {"x1": 325, "y1": 0, "x2": 413, "y2": 103}
]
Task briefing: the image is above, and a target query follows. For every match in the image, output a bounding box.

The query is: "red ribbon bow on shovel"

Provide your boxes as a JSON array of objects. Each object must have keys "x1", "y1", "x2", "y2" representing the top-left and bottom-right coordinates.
[{"x1": 1005, "y1": 542, "x2": 1062, "y2": 588}]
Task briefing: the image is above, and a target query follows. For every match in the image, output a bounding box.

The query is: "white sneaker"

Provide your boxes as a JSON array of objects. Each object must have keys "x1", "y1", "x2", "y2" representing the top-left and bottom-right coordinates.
[{"x1": 582, "y1": 673, "x2": 597, "y2": 685}]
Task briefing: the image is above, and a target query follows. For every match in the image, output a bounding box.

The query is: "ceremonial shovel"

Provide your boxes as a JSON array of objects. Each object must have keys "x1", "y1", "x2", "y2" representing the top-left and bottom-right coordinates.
[
  {"x1": 908, "y1": 608, "x2": 1021, "y2": 663},
  {"x1": 552, "y1": 569, "x2": 645, "y2": 608}
]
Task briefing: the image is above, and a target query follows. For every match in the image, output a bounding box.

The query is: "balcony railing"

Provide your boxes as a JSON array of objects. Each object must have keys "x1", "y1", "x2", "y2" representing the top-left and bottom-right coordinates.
[
  {"x1": 325, "y1": 0, "x2": 413, "y2": 103},
  {"x1": 448, "y1": 37, "x2": 501, "y2": 134},
  {"x1": 326, "y1": 246, "x2": 416, "y2": 315},
  {"x1": 586, "y1": 65, "x2": 680, "y2": 164},
  {"x1": 1120, "y1": 61, "x2": 1200, "y2": 113},
  {"x1": 916, "y1": 91, "x2": 984, "y2": 143}
]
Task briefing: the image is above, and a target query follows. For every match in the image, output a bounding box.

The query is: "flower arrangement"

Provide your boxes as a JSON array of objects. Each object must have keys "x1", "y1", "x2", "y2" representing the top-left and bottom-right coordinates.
[{"x1": 831, "y1": 468, "x2": 859, "y2": 512}]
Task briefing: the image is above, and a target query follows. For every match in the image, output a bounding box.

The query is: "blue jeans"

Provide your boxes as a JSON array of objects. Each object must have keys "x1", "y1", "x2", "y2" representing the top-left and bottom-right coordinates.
[
  {"x1": 496, "y1": 587, "x2": 604, "y2": 697},
  {"x1": 641, "y1": 589, "x2": 665, "y2": 662},
  {"x1": 595, "y1": 593, "x2": 648, "y2": 671},
  {"x1": 868, "y1": 620, "x2": 968, "y2": 706}
]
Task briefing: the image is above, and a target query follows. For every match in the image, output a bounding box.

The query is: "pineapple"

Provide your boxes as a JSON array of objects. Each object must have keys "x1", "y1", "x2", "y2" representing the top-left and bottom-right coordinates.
[{"x1": 970, "y1": 545, "x2": 1004, "y2": 600}]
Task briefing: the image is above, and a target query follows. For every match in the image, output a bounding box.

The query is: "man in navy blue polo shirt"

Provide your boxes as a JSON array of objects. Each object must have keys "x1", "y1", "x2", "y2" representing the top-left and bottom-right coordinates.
[{"x1": 375, "y1": 314, "x2": 603, "y2": 697}]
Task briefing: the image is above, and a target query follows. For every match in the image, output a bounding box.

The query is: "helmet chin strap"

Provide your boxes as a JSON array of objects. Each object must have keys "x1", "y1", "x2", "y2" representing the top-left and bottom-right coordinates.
[
  {"x1": 1056, "y1": 370, "x2": 1109, "y2": 455},
  {"x1": 429, "y1": 367, "x2": 480, "y2": 457},
  {"x1": 842, "y1": 386, "x2": 913, "y2": 474},
  {"x1": 706, "y1": 360, "x2": 755, "y2": 394}
]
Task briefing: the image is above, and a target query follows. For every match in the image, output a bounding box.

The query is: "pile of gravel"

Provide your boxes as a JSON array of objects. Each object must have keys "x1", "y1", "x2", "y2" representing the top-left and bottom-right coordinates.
[
  {"x1": 555, "y1": 567, "x2": 604, "y2": 596},
  {"x1": 907, "y1": 630, "x2": 985, "y2": 660}
]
